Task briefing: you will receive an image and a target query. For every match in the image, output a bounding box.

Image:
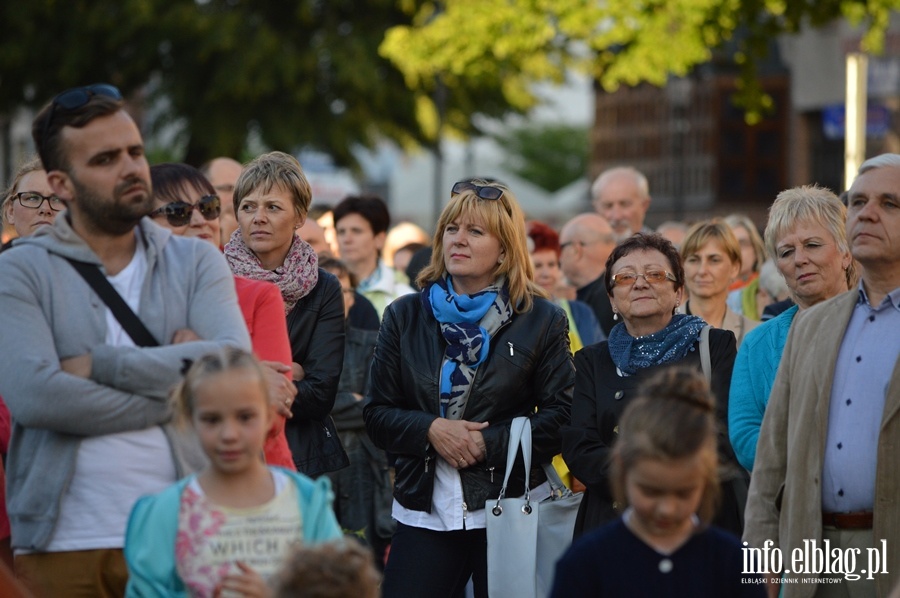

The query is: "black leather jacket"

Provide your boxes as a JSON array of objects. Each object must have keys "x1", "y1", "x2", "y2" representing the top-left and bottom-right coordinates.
[
  {"x1": 284, "y1": 269, "x2": 346, "y2": 475},
  {"x1": 363, "y1": 291, "x2": 574, "y2": 515}
]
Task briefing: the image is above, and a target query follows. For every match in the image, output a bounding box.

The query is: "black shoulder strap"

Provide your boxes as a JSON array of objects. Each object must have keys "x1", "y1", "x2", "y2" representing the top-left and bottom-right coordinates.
[{"x1": 64, "y1": 257, "x2": 160, "y2": 347}]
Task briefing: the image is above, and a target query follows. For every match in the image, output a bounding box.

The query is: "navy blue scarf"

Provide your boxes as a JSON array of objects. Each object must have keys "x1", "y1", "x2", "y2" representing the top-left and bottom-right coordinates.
[{"x1": 607, "y1": 314, "x2": 706, "y2": 375}]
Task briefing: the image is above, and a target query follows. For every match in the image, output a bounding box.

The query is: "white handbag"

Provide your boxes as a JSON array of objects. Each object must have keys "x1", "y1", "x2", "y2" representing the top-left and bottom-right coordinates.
[{"x1": 485, "y1": 417, "x2": 583, "y2": 598}]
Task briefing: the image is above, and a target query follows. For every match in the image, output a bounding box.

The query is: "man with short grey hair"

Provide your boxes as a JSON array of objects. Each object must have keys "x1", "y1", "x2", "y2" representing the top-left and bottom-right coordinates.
[
  {"x1": 559, "y1": 213, "x2": 617, "y2": 335},
  {"x1": 745, "y1": 153, "x2": 900, "y2": 597},
  {"x1": 591, "y1": 166, "x2": 652, "y2": 242}
]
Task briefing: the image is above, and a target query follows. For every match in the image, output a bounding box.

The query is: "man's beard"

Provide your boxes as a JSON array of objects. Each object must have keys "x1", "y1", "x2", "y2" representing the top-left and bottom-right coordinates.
[{"x1": 72, "y1": 176, "x2": 153, "y2": 236}]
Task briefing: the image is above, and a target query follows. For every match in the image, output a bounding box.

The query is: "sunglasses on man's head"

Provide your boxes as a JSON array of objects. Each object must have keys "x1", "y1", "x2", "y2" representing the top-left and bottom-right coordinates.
[
  {"x1": 451, "y1": 181, "x2": 504, "y2": 201},
  {"x1": 41, "y1": 84, "x2": 123, "y2": 141},
  {"x1": 150, "y1": 195, "x2": 221, "y2": 227}
]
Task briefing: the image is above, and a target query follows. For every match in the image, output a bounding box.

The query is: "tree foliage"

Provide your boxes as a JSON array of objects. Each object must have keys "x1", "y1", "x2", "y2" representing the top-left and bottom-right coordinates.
[
  {"x1": 381, "y1": 0, "x2": 900, "y2": 123},
  {"x1": 0, "y1": 0, "x2": 515, "y2": 166},
  {"x1": 492, "y1": 123, "x2": 588, "y2": 192}
]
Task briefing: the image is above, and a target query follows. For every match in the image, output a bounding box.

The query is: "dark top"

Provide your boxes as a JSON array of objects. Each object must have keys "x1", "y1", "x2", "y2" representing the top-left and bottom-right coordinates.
[
  {"x1": 283, "y1": 268, "x2": 346, "y2": 475},
  {"x1": 762, "y1": 297, "x2": 795, "y2": 321},
  {"x1": 562, "y1": 330, "x2": 744, "y2": 536},
  {"x1": 363, "y1": 293, "x2": 575, "y2": 514},
  {"x1": 550, "y1": 518, "x2": 765, "y2": 598},
  {"x1": 575, "y1": 275, "x2": 615, "y2": 336},
  {"x1": 348, "y1": 291, "x2": 381, "y2": 331}
]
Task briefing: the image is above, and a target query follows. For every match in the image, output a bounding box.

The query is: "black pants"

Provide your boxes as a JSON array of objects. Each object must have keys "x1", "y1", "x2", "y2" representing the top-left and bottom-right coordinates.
[{"x1": 382, "y1": 523, "x2": 488, "y2": 598}]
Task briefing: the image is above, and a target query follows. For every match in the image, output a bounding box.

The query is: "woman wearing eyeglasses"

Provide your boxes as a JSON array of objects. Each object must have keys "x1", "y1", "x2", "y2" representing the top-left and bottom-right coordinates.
[
  {"x1": 363, "y1": 179, "x2": 574, "y2": 598},
  {"x1": 149, "y1": 162, "x2": 298, "y2": 471},
  {"x1": 562, "y1": 233, "x2": 745, "y2": 538},
  {"x1": 2, "y1": 157, "x2": 62, "y2": 249},
  {"x1": 224, "y1": 151, "x2": 347, "y2": 478}
]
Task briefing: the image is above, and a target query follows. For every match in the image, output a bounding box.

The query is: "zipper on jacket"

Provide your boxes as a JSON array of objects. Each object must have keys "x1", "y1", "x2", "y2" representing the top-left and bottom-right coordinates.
[
  {"x1": 462, "y1": 501, "x2": 468, "y2": 523},
  {"x1": 323, "y1": 424, "x2": 332, "y2": 438},
  {"x1": 508, "y1": 342, "x2": 514, "y2": 356},
  {"x1": 424, "y1": 455, "x2": 432, "y2": 473},
  {"x1": 488, "y1": 466, "x2": 495, "y2": 483}
]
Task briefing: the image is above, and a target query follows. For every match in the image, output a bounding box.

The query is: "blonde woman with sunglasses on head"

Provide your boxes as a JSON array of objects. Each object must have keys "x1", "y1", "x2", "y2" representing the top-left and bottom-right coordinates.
[
  {"x1": 562, "y1": 233, "x2": 746, "y2": 540},
  {"x1": 364, "y1": 179, "x2": 574, "y2": 598}
]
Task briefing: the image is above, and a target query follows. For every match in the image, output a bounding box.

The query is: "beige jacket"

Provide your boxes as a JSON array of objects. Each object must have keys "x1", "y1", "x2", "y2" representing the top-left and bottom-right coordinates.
[{"x1": 744, "y1": 290, "x2": 900, "y2": 597}]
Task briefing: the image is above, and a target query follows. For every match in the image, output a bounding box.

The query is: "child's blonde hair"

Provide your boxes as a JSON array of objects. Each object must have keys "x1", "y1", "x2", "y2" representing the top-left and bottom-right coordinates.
[
  {"x1": 171, "y1": 347, "x2": 269, "y2": 425},
  {"x1": 610, "y1": 366, "x2": 720, "y2": 524},
  {"x1": 271, "y1": 541, "x2": 381, "y2": 598}
]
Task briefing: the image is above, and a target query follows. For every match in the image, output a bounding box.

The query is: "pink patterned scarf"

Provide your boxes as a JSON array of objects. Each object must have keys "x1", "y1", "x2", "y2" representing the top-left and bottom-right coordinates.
[{"x1": 224, "y1": 229, "x2": 319, "y2": 314}]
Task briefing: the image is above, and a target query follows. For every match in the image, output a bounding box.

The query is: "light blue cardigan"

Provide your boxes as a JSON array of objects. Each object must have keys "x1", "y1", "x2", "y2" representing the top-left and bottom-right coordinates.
[
  {"x1": 728, "y1": 305, "x2": 799, "y2": 471},
  {"x1": 124, "y1": 468, "x2": 342, "y2": 597}
]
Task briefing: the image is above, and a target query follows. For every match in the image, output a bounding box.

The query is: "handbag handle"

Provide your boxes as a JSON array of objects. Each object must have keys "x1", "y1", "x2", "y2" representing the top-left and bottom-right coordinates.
[{"x1": 495, "y1": 417, "x2": 532, "y2": 503}]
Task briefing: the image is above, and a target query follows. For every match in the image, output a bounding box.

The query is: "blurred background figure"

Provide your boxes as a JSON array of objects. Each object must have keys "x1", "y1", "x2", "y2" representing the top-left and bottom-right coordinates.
[
  {"x1": 297, "y1": 216, "x2": 333, "y2": 258},
  {"x1": 333, "y1": 194, "x2": 414, "y2": 319},
  {"x1": 310, "y1": 204, "x2": 340, "y2": 258},
  {"x1": 656, "y1": 220, "x2": 689, "y2": 250},
  {"x1": 591, "y1": 166, "x2": 653, "y2": 242},
  {"x1": 724, "y1": 213, "x2": 768, "y2": 320},
  {"x1": 678, "y1": 220, "x2": 759, "y2": 348},
  {"x1": 558, "y1": 213, "x2": 618, "y2": 335},
  {"x1": 527, "y1": 220, "x2": 602, "y2": 492},
  {"x1": 200, "y1": 157, "x2": 243, "y2": 248},
  {"x1": 757, "y1": 258, "x2": 793, "y2": 321},
  {"x1": 319, "y1": 257, "x2": 394, "y2": 567},
  {"x1": 2, "y1": 157, "x2": 60, "y2": 251},
  {"x1": 392, "y1": 242, "x2": 427, "y2": 277},
  {"x1": 383, "y1": 221, "x2": 430, "y2": 268}
]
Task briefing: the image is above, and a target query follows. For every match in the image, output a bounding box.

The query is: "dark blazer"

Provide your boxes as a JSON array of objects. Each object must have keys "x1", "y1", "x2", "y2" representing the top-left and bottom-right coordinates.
[
  {"x1": 562, "y1": 328, "x2": 741, "y2": 536},
  {"x1": 284, "y1": 269, "x2": 346, "y2": 475},
  {"x1": 364, "y1": 292, "x2": 575, "y2": 514}
]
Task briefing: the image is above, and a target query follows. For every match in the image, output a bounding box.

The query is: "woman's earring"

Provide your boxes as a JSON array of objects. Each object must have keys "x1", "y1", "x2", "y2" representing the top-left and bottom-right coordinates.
[{"x1": 613, "y1": 312, "x2": 618, "y2": 321}]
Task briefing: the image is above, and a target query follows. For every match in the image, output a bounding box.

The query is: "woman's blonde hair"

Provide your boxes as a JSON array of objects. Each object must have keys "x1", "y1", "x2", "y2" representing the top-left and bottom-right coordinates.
[
  {"x1": 417, "y1": 179, "x2": 547, "y2": 312},
  {"x1": 764, "y1": 185, "x2": 858, "y2": 289},
  {"x1": 680, "y1": 219, "x2": 742, "y2": 269},
  {"x1": 610, "y1": 366, "x2": 720, "y2": 525},
  {"x1": 171, "y1": 347, "x2": 269, "y2": 426},
  {"x1": 232, "y1": 151, "x2": 311, "y2": 219}
]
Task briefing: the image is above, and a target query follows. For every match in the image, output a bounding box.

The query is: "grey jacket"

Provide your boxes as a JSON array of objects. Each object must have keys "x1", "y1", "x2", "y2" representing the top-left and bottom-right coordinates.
[{"x1": 0, "y1": 215, "x2": 251, "y2": 550}]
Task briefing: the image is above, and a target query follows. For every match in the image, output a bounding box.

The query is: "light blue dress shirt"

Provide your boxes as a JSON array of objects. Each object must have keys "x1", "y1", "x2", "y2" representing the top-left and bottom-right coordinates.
[{"x1": 822, "y1": 284, "x2": 900, "y2": 513}]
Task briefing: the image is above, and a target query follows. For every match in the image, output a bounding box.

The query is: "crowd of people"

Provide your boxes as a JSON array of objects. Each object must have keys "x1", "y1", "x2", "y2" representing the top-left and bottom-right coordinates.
[{"x1": 0, "y1": 82, "x2": 898, "y2": 598}]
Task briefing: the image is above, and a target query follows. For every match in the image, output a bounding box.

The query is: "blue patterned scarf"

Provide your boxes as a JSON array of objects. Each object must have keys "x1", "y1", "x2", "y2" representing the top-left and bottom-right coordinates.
[
  {"x1": 423, "y1": 276, "x2": 512, "y2": 419},
  {"x1": 607, "y1": 314, "x2": 706, "y2": 376}
]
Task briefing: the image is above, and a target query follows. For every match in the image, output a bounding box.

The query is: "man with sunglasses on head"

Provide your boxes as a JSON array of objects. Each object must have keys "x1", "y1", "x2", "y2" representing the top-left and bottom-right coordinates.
[{"x1": 0, "y1": 84, "x2": 250, "y2": 597}]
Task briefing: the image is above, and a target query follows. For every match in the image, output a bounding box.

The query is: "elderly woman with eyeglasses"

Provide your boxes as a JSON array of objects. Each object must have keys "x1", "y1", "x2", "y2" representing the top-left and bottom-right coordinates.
[
  {"x1": 2, "y1": 157, "x2": 62, "y2": 250},
  {"x1": 562, "y1": 233, "x2": 746, "y2": 538},
  {"x1": 364, "y1": 179, "x2": 574, "y2": 598},
  {"x1": 729, "y1": 185, "x2": 856, "y2": 472},
  {"x1": 149, "y1": 162, "x2": 298, "y2": 470}
]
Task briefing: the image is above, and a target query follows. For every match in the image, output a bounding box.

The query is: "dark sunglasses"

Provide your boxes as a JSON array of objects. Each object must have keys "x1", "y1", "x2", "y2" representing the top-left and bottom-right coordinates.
[
  {"x1": 150, "y1": 195, "x2": 221, "y2": 227},
  {"x1": 41, "y1": 84, "x2": 123, "y2": 140},
  {"x1": 451, "y1": 181, "x2": 504, "y2": 200}
]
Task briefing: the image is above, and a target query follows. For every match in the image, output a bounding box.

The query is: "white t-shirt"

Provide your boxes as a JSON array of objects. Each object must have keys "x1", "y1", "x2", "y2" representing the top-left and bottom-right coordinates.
[
  {"x1": 176, "y1": 470, "x2": 303, "y2": 597},
  {"x1": 46, "y1": 236, "x2": 177, "y2": 551}
]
